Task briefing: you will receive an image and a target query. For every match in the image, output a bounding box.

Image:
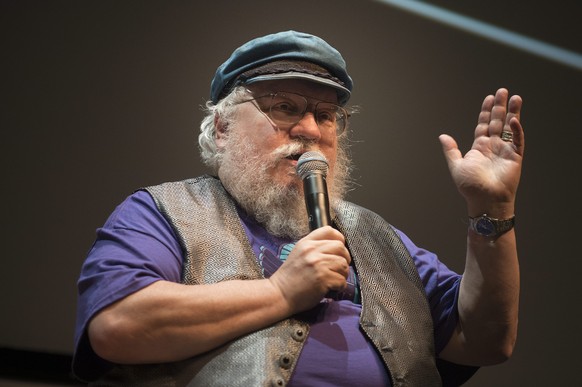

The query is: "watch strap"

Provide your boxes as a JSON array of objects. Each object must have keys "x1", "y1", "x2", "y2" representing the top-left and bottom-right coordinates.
[{"x1": 469, "y1": 214, "x2": 515, "y2": 237}]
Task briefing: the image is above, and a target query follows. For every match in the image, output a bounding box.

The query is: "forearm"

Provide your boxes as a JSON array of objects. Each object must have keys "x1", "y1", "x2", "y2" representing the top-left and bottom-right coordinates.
[
  {"x1": 445, "y1": 227, "x2": 520, "y2": 365},
  {"x1": 463, "y1": 201, "x2": 519, "y2": 337},
  {"x1": 88, "y1": 279, "x2": 292, "y2": 364}
]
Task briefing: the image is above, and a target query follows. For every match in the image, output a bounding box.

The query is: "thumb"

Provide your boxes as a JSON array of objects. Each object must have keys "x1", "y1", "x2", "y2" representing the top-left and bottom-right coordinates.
[{"x1": 438, "y1": 134, "x2": 462, "y2": 168}]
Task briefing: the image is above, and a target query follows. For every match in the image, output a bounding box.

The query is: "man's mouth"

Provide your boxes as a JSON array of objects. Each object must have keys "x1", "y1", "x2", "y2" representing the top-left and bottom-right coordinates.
[{"x1": 286, "y1": 153, "x2": 303, "y2": 161}]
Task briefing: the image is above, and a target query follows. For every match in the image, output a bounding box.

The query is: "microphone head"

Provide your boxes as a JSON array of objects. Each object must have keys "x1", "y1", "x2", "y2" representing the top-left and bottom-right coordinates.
[{"x1": 296, "y1": 151, "x2": 329, "y2": 179}]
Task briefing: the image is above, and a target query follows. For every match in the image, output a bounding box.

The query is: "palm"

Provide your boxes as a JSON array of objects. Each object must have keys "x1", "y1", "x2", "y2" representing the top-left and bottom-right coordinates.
[{"x1": 440, "y1": 88, "x2": 524, "y2": 207}]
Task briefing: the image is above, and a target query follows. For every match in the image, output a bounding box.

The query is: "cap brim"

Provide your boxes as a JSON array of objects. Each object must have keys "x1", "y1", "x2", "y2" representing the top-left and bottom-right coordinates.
[{"x1": 242, "y1": 72, "x2": 351, "y2": 105}]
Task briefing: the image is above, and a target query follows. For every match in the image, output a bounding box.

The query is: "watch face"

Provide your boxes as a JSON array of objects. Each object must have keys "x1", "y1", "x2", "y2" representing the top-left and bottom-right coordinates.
[{"x1": 475, "y1": 217, "x2": 495, "y2": 236}]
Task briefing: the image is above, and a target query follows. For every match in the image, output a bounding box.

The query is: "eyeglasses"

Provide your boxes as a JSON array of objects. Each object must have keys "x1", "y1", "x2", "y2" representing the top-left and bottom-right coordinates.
[{"x1": 238, "y1": 91, "x2": 349, "y2": 134}]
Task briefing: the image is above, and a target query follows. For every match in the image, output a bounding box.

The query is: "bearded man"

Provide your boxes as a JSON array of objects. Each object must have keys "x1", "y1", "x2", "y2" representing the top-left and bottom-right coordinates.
[{"x1": 73, "y1": 30, "x2": 524, "y2": 387}]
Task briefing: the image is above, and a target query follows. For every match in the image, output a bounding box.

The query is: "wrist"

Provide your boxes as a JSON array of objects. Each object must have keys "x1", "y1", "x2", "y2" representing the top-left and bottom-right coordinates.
[
  {"x1": 467, "y1": 201, "x2": 515, "y2": 220},
  {"x1": 468, "y1": 214, "x2": 515, "y2": 238}
]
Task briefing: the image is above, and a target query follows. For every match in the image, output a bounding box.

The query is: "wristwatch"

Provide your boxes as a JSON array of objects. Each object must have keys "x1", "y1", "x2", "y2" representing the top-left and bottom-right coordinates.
[{"x1": 469, "y1": 214, "x2": 515, "y2": 237}]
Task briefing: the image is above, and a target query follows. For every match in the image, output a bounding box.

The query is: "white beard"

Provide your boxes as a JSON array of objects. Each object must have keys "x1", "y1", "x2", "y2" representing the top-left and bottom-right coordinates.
[{"x1": 217, "y1": 129, "x2": 351, "y2": 240}]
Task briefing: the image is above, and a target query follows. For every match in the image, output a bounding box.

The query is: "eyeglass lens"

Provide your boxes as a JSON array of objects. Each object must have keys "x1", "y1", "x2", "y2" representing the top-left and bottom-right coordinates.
[{"x1": 257, "y1": 92, "x2": 347, "y2": 133}]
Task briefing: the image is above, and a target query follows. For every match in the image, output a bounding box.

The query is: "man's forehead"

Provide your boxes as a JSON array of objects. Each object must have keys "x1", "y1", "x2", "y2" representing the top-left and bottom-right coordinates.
[{"x1": 246, "y1": 79, "x2": 339, "y2": 102}]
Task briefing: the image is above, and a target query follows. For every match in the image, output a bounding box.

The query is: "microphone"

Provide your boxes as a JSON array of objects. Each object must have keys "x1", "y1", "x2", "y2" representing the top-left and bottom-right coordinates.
[{"x1": 296, "y1": 151, "x2": 331, "y2": 231}]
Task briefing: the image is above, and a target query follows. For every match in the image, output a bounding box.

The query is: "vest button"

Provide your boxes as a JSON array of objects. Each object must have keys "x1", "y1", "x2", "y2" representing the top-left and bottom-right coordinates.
[
  {"x1": 291, "y1": 327, "x2": 306, "y2": 342},
  {"x1": 278, "y1": 353, "x2": 294, "y2": 369},
  {"x1": 271, "y1": 377, "x2": 286, "y2": 386}
]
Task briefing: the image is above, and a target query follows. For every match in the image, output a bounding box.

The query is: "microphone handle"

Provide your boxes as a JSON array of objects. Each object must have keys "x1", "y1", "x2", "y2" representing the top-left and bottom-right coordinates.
[
  {"x1": 303, "y1": 171, "x2": 331, "y2": 231},
  {"x1": 302, "y1": 170, "x2": 341, "y2": 300}
]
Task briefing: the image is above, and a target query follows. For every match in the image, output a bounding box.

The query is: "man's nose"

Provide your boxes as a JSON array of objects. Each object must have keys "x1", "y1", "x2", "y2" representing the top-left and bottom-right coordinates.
[{"x1": 288, "y1": 112, "x2": 321, "y2": 140}]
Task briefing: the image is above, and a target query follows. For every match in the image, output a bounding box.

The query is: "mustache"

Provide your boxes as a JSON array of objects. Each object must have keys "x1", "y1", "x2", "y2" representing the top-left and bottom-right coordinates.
[{"x1": 269, "y1": 139, "x2": 318, "y2": 162}]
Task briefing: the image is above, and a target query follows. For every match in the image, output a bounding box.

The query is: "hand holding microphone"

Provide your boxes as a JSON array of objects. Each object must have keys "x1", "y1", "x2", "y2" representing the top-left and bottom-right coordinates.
[
  {"x1": 290, "y1": 151, "x2": 349, "y2": 302},
  {"x1": 268, "y1": 151, "x2": 351, "y2": 312}
]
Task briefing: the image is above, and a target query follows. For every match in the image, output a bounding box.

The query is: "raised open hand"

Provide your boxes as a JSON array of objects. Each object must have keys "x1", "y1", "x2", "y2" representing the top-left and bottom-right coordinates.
[{"x1": 439, "y1": 88, "x2": 524, "y2": 216}]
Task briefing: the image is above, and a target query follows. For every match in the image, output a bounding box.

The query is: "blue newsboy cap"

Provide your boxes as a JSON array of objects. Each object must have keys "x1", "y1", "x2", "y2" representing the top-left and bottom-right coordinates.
[{"x1": 210, "y1": 30, "x2": 353, "y2": 105}]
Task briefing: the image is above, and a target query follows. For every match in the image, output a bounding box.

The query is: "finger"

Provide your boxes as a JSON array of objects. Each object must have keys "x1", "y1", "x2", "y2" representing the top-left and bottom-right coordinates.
[
  {"x1": 341, "y1": 248, "x2": 352, "y2": 266},
  {"x1": 504, "y1": 94, "x2": 522, "y2": 130},
  {"x1": 325, "y1": 266, "x2": 349, "y2": 291},
  {"x1": 438, "y1": 134, "x2": 462, "y2": 168},
  {"x1": 326, "y1": 254, "x2": 350, "y2": 278},
  {"x1": 476, "y1": 94, "x2": 494, "y2": 137},
  {"x1": 307, "y1": 227, "x2": 350, "y2": 264},
  {"x1": 489, "y1": 88, "x2": 509, "y2": 137},
  {"x1": 500, "y1": 94, "x2": 524, "y2": 153},
  {"x1": 509, "y1": 116, "x2": 525, "y2": 156},
  {"x1": 329, "y1": 279, "x2": 348, "y2": 292},
  {"x1": 309, "y1": 225, "x2": 345, "y2": 243},
  {"x1": 322, "y1": 240, "x2": 351, "y2": 266}
]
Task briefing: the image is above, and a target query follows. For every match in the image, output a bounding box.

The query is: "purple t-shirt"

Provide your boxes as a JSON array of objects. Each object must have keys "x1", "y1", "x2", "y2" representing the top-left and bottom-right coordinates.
[{"x1": 73, "y1": 190, "x2": 461, "y2": 384}]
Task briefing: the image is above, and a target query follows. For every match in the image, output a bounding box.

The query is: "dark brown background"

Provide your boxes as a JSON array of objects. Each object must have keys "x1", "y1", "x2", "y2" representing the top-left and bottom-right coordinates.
[{"x1": 2, "y1": 1, "x2": 581, "y2": 385}]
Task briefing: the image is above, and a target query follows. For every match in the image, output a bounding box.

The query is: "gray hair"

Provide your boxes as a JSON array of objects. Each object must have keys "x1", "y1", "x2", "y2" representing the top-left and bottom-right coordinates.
[{"x1": 198, "y1": 86, "x2": 251, "y2": 171}]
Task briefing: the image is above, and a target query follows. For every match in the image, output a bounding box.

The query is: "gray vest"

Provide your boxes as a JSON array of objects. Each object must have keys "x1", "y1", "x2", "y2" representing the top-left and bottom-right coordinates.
[{"x1": 93, "y1": 176, "x2": 441, "y2": 387}]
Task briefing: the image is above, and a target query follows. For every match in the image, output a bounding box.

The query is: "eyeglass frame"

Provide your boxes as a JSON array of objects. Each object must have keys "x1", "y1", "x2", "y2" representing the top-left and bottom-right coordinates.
[{"x1": 233, "y1": 89, "x2": 350, "y2": 135}]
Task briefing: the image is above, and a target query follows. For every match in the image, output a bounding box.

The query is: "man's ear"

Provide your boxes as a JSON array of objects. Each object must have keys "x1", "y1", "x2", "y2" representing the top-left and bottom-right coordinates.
[{"x1": 214, "y1": 113, "x2": 228, "y2": 149}]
